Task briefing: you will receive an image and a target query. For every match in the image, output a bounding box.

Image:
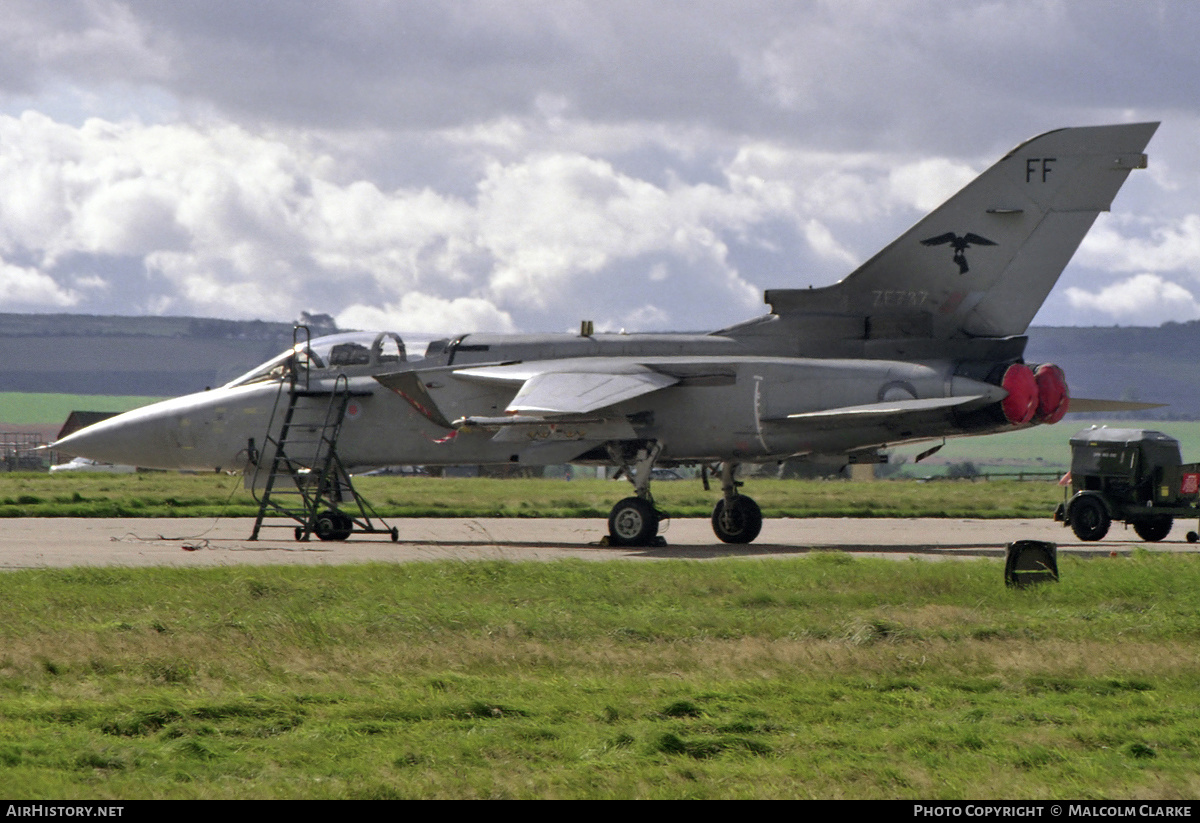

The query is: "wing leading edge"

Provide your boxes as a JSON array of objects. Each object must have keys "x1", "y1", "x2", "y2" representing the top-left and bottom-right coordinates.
[
  {"x1": 451, "y1": 360, "x2": 679, "y2": 416},
  {"x1": 500, "y1": 370, "x2": 676, "y2": 415},
  {"x1": 377, "y1": 358, "x2": 681, "y2": 430}
]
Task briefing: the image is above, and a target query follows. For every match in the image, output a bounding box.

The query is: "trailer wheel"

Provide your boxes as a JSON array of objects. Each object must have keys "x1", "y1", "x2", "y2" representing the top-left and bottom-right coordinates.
[
  {"x1": 1070, "y1": 496, "x2": 1111, "y2": 541},
  {"x1": 1133, "y1": 517, "x2": 1173, "y2": 542}
]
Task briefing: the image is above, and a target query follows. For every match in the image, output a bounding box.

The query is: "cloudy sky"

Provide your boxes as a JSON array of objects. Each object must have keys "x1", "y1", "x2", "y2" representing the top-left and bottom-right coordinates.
[{"x1": 1, "y1": 0, "x2": 1198, "y2": 334}]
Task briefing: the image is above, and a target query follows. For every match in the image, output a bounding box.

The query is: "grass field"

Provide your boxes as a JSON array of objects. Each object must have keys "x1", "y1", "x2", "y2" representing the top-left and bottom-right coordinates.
[
  {"x1": 5, "y1": 399, "x2": 1200, "y2": 798},
  {"x1": 0, "y1": 472, "x2": 1066, "y2": 519},
  {"x1": 2, "y1": 555, "x2": 1199, "y2": 799},
  {"x1": 891, "y1": 419, "x2": 1200, "y2": 476}
]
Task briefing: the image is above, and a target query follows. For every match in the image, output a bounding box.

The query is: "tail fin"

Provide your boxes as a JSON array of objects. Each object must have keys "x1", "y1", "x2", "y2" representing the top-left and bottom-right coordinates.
[{"x1": 764, "y1": 123, "x2": 1158, "y2": 339}]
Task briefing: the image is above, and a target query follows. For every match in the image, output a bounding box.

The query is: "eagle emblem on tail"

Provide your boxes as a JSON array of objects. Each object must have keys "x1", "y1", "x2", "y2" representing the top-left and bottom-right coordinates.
[{"x1": 921, "y1": 232, "x2": 997, "y2": 274}]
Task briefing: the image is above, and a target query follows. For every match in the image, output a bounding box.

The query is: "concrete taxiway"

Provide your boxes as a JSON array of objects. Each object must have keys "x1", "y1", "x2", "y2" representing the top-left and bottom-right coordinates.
[{"x1": 0, "y1": 516, "x2": 1190, "y2": 569}]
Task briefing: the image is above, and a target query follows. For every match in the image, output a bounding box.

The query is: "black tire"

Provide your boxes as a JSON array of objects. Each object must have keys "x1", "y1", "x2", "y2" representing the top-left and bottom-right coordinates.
[
  {"x1": 1069, "y1": 496, "x2": 1111, "y2": 542},
  {"x1": 712, "y1": 496, "x2": 763, "y2": 544},
  {"x1": 1133, "y1": 516, "x2": 1173, "y2": 542},
  {"x1": 608, "y1": 497, "x2": 659, "y2": 546},
  {"x1": 315, "y1": 510, "x2": 352, "y2": 541},
  {"x1": 1187, "y1": 531, "x2": 1198, "y2": 544}
]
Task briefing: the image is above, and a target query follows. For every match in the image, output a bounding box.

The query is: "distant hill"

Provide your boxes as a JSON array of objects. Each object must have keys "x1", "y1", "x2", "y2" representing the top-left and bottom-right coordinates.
[
  {"x1": 1, "y1": 313, "x2": 1197, "y2": 419},
  {"x1": 0, "y1": 313, "x2": 298, "y2": 396},
  {"x1": 1025, "y1": 322, "x2": 1200, "y2": 419}
]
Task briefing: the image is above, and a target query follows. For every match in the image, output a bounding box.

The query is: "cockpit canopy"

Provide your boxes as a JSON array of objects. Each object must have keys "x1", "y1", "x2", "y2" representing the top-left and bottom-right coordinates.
[{"x1": 225, "y1": 331, "x2": 414, "y2": 388}]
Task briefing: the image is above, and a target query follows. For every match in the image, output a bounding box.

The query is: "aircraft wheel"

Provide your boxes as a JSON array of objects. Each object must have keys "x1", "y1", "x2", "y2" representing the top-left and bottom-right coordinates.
[
  {"x1": 712, "y1": 496, "x2": 763, "y2": 544},
  {"x1": 1187, "y1": 531, "x2": 1198, "y2": 544},
  {"x1": 608, "y1": 497, "x2": 659, "y2": 546},
  {"x1": 1069, "y1": 496, "x2": 1110, "y2": 542},
  {"x1": 1133, "y1": 516, "x2": 1173, "y2": 542},
  {"x1": 316, "y1": 510, "x2": 352, "y2": 542},
  {"x1": 391, "y1": 527, "x2": 399, "y2": 542}
]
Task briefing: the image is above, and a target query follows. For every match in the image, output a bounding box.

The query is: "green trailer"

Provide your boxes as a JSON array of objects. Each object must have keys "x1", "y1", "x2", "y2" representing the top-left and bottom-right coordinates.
[{"x1": 1055, "y1": 426, "x2": 1200, "y2": 542}]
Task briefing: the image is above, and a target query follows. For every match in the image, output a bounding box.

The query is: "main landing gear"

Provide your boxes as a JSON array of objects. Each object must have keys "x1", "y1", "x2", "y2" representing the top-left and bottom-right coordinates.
[
  {"x1": 606, "y1": 443, "x2": 666, "y2": 547},
  {"x1": 603, "y1": 443, "x2": 763, "y2": 546},
  {"x1": 711, "y1": 462, "x2": 763, "y2": 544}
]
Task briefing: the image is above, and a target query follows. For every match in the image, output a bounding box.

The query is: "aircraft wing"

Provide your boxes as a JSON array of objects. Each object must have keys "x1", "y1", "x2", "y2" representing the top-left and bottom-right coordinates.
[
  {"x1": 505, "y1": 371, "x2": 677, "y2": 414},
  {"x1": 452, "y1": 360, "x2": 679, "y2": 415}
]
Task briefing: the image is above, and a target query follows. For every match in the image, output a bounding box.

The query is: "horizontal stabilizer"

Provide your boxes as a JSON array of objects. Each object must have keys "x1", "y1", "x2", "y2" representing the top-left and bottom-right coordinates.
[
  {"x1": 1066, "y1": 397, "x2": 1167, "y2": 413},
  {"x1": 773, "y1": 395, "x2": 986, "y2": 426}
]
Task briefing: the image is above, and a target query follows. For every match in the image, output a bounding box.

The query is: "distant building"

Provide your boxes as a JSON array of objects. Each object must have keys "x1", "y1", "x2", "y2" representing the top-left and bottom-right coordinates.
[{"x1": 57, "y1": 411, "x2": 119, "y2": 443}]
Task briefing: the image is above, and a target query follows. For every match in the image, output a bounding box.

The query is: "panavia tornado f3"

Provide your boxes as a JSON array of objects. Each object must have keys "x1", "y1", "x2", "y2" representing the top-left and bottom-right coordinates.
[{"x1": 54, "y1": 123, "x2": 1160, "y2": 546}]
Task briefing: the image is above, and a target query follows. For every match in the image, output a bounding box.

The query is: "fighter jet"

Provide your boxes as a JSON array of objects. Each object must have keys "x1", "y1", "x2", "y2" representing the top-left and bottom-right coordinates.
[{"x1": 53, "y1": 123, "x2": 1159, "y2": 546}]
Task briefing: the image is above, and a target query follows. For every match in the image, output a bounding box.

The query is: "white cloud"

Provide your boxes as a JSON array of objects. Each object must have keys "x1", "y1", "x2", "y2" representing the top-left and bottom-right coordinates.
[
  {"x1": 0, "y1": 2, "x2": 1198, "y2": 332},
  {"x1": 476, "y1": 152, "x2": 764, "y2": 316},
  {"x1": 1064, "y1": 273, "x2": 1200, "y2": 325},
  {"x1": 336, "y1": 294, "x2": 516, "y2": 335},
  {"x1": 887, "y1": 158, "x2": 979, "y2": 213},
  {"x1": 1078, "y1": 214, "x2": 1200, "y2": 276},
  {"x1": 0, "y1": 111, "x2": 782, "y2": 330},
  {"x1": 0, "y1": 260, "x2": 80, "y2": 307},
  {"x1": 802, "y1": 219, "x2": 859, "y2": 269},
  {"x1": 618, "y1": 304, "x2": 670, "y2": 330}
]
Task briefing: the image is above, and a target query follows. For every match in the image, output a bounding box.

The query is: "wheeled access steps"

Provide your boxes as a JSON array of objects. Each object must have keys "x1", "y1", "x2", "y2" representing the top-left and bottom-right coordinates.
[{"x1": 248, "y1": 328, "x2": 397, "y2": 543}]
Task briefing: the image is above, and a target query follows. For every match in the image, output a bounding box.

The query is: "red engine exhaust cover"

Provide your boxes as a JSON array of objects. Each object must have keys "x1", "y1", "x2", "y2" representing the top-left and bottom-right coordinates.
[
  {"x1": 1033, "y1": 363, "x2": 1069, "y2": 424},
  {"x1": 1000, "y1": 363, "x2": 1038, "y2": 425}
]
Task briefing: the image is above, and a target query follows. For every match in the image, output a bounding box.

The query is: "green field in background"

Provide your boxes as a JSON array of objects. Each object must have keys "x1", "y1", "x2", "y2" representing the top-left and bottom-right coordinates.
[
  {"x1": 890, "y1": 419, "x2": 1200, "y2": 473},
  {"x1": 0, "y1": 393, "x2": 162, "y2": 426}
]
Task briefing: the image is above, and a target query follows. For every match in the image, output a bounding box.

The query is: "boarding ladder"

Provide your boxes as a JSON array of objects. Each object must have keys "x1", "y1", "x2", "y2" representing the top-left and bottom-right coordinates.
[{"x1": 248, "y1": 327, "x2": 397, "y2": 542}]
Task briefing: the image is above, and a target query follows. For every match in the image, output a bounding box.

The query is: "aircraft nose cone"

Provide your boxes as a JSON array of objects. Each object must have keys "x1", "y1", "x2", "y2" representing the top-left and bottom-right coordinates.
[
  {"x1": 52, "y1": 386, "x2": 269, "y2": 472},
  {"x1": 53, "y1": 405, "x2": 179, "y2": 469},
  {"x1": 53, "y1": 415, "x2": 170, "y2": 468}
]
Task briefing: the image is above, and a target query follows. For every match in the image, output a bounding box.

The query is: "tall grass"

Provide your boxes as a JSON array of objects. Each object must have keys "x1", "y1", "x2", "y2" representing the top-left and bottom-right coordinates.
[{"x1": 2, "y1": 554, "x2": 1199, "y2": 798}]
